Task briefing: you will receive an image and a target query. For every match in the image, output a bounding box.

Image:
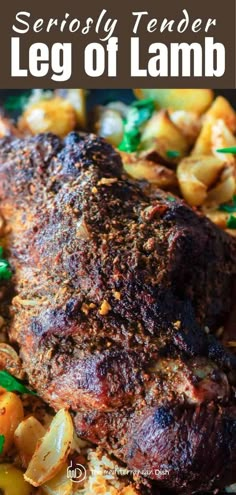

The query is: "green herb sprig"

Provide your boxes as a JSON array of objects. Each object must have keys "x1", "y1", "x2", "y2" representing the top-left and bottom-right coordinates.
[
  {"x1": 166, "y1": 150, "x2": 181, "y2": 159},
  {"x1": 0, "y1": 370, "x2": 36, "y2": 395},
  {"x1": 219, "y1": 195, "x2": 236, "y2": 213},
  {"x1": 4, "y1": 92, "x2": 31, "y2": 114},
  {"x1": 119, "y1": 99, "x2": 155, "y2": 153},
  {"x1": 216, "y1": 147, "x2": 236, "y2": 154},
  {"x1": 227, "y1": 215, "x2": 236, "y2": 229},
  {"x1": 0, "y1": 435, "x2": 5, "y2": 455},
  {"x1": 167, "y1": 195, "x2": 176, "y2": 202},
  {"x1": 0, "y1": 247, "x2": 12, "y2": 281},
  {"x1": 218, "y1": 196, "x2": 236, "y2": 228}
]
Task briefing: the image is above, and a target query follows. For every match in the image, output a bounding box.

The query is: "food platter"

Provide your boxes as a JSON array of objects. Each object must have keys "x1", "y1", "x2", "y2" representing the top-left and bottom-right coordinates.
[{"x1": 0, "y1": 88, "x2": 235, "y2": 495}]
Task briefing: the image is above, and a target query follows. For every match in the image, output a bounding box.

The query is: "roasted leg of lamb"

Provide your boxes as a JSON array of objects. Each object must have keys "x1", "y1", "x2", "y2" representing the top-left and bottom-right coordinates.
[{"x1": 0, "y1": 132, "x2": 236, "y2": 493}]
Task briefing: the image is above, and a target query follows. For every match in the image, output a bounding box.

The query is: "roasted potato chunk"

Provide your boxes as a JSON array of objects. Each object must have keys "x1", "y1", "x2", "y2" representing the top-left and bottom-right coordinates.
[
  {"x1": 203, "y1": 96, "x2": 236, "y2": 133},
  {"x1": 0, "y1": 464, "x2": 32, "y2": 495},
  {"x1": 93, "y1": 107, "x2": 124, "y2": 147},
  {"x1": 0, "y1": 116, "x2": 19, "y2": 138},
  {"x1": 191, "y1": 118, "x2": 213, "y2": 155},
  {"x1": 203, "y1": 206, "x2": 236, "y2": 237},
  {"x1": 170, "y1": 111, "x2": 201, "y2": 145},
  {"x1": 192, "y1": 118, "x2": 236, "y2": 158},
  {"x1": 203, "y1": 207, "x2": 228, "y2": 229},
  {"x1": 134, "y1": 89, "x2": 213, "y2": 114},
  {"x1": 177, "y1": 155, "x2": 235, "y2": 207},
  {"x1": 140, "y1": 110, "x2": 188, "y2": 159},
  {"x1": 121, "y1": 151, "x2": 177, "y2": 188},
  {"x1": 0, "y1": 391, "x2": 24, "y2": 454},
  {"x1": 211, "y1": 119, "x2": 236, "y2": 160},
  {"x1": 55, "y1": 89, "x2": 87, "y2": 128},
  {"x1": 19, "y1": 97, "x2": 77, "y2": 138}
]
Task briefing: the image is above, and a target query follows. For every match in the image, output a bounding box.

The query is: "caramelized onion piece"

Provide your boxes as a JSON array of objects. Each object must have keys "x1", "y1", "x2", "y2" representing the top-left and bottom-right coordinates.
[
  {"x1": 24, "y1": 409, "x2": 73, "y2": 487},
  {"x1": 41, "y1": 464, "x2": 72, "y2": 495},
  {"x1": 14, "y1": 416, "x2": 46, "y2": 467}
]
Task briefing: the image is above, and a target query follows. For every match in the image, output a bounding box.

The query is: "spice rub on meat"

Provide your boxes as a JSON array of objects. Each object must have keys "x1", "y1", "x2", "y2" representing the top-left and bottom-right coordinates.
[{"x1": 0, "y1": 132, "x2": 236, "y2": 493}]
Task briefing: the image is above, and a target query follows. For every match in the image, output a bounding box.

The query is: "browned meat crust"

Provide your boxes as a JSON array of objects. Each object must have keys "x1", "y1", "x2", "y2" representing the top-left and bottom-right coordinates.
[{"x1": 0, "y1": 132, "x2": 236, "y2": 493}]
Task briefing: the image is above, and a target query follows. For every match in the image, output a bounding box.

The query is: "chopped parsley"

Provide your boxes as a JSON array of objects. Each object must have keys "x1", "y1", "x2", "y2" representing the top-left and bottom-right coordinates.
[
  {"x1": 227, "y1": 215, "x2": 236, "y2": 229},
  {"x1": 4, "y1": 92, "x2": 31, "y2": 114},
  {"x1": 166, "y1": 150, "x2": 181, "y2": 159},
  {"x1": 119, "y1": 127, "x2": 140, "y2": 153},
  {"x1": 0, "y1": 247, "x2": 12, "y2": 281},
  {"x1": 0, "y1": 370, "x2": 36, "y2": 395},
  {"x1": 119, "y1": 98, "x2": 155, "y2": 153},
  {"x1": 219, "y1": 196, "x2": 236, "y2": 213},
  {"x1": 216, "y1": 146, "x2": 236, "y2": 154},
  {"x1": 0, "y1": 435, "x2": 5, "y2": 455}
]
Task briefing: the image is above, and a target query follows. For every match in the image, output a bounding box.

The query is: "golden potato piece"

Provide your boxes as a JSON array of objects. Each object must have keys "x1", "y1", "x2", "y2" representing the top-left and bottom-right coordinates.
[
  {"x1": 134, "y1": 89, "x2": 213, "y2": 115},
  {"x1": 203, "y1": 208, "x2": 228, "y2": 229},
  {"x1": 19, "y1": 97, "x2": 77, "y2": 138},
  {"x1": 192, "y1": 118, "x2": 236, "y2": 158},
  {"x1": 140, "y1": 110, "x2": 188, "y2": 158},
  {"x1": 0, "y1": 214, "x2": 5, "y2": 237},
  {"x1": 170, "y1": 111, "x2": 201, "y2": 145},
  {"x1": 121, "y1": 152, "x2": 177, "y2": 188},
  {"x1": 56, "y1": 89, "x2": 86, "y2": 128},
  {"x1": 203, "y1": 206, "x2": 236, "y2": 237},
  {"x1": 0, "y1": 391, "x2": 24, "y2": 454},
  {"x1": 0, "y1": 464, "x2": 32, "y2": 495},
  {"x1": 120, "y1": 487, "x2": 140, "y2": 495},
  {"x1": 0, "y1": 116, "x2": 20, "y2": 138},
  {"x1": 177, "y1": 170, "x2": 207, "y2": 206},
  {"x1": 226, "y1": 228, "x2": 236, "y2": 237},
  {"x1": 65, "y1": 89, "x2": 86, "y2": 128},
  {"x1": 177, "y1": 155, "x2": 227, "y2": 206},
  {"x1": 94, "y1": 107, "x2": 124, "y2": 147},
  {"x1": 204, "y1": 96, "x2": 236, "y2": 133},
  {"x1": 192, "y1": 156, "x2": 224, "y2": 187},
  {"x1": 211, "y1": 119, "x2": 236, "y2": 162},
  {"x1": 191, "y1": 119, "x2": 212, "y2": 155},
  {"x1": 206, "y1": 175, "x2": 235, "y2": 205}
]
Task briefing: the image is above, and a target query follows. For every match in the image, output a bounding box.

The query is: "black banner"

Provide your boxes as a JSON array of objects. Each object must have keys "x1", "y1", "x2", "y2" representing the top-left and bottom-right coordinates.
[{"x1": 1, "y1": 0, "x2": 235, "y2": 87}]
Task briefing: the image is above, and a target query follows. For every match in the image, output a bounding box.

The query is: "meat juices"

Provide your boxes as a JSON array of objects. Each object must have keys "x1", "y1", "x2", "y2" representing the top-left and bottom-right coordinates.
[{"x1": 0, "y1": 132, "x2": 236, "y2": 493}]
